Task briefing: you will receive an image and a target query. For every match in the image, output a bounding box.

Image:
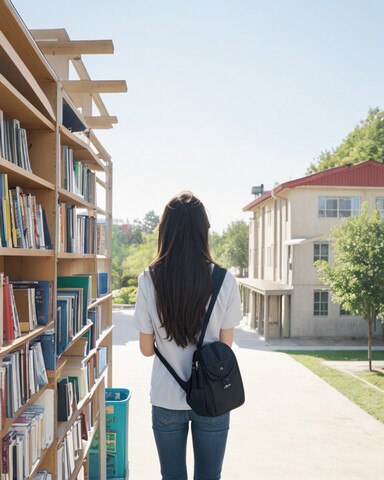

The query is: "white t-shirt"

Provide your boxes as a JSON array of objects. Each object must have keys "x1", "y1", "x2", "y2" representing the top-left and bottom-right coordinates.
[{"x1": 133, "y1": 268, "x2": 242, "y2": 410}]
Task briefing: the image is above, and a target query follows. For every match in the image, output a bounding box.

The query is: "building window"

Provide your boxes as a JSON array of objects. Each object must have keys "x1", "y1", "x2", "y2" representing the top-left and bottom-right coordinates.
[
  {"x1": 376, "y1": 197, "x2": 384, "y2": 218},
  {"x1": 314, "y1": 241, "x2": 329, "y2": 262},
  {"x1": 318, "y1": 197, "x2": 360, "y2": 218},
  {"x1": 314, "y1": 291, "x2": 328, "y2": 316}
]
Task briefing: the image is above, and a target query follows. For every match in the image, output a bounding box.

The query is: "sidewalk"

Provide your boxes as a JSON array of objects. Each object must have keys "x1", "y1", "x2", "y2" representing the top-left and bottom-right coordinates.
[{"x1": 112, "y1": 310, "x2": 384, "y2": 479}]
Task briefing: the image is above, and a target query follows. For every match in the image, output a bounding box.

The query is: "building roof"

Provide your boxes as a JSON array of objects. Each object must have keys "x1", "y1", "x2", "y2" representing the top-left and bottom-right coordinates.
[
  {"x1": 243, "y1": 160, "x2": 384, "y2": 212},
  {"x1": 238, "y1": 278, "x2": 293, "y2": 295}
]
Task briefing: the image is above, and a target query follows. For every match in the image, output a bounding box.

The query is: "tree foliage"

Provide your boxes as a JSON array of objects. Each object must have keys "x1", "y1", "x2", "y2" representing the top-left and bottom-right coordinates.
[
  {"x1": 308, "y1": 108, "x2": 384, "y2": 173},
  {"x1": 210, "y1": 220, "x2": 249, "y2": 275},
  {"x1": 112, "y1": 214, "x2": 250, "y2": 304},
  {"x1": 315, "y1": 204, "x2": 384, "y2": 370}
]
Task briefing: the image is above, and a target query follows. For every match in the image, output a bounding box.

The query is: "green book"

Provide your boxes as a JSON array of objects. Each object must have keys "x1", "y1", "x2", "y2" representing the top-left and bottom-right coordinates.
[{"x1": 57, "y1": 275, "x2": 91, "y2": 327}]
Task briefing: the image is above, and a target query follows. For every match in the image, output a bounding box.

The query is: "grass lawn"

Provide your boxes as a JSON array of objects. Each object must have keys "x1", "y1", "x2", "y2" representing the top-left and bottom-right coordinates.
[{"x1": 281, "y1": 350, "x2": 384, "y2": 424}]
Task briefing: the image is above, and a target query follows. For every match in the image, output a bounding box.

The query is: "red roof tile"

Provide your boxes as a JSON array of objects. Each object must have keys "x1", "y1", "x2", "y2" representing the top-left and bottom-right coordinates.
[{"x1": 243, "y1": 160, "x2": 384, "y2": 211}]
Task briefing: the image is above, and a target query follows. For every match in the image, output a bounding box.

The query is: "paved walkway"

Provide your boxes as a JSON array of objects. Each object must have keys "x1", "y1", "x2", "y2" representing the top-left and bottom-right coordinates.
[{"x1": 112, "y1": 310, "x2": 384, "y2": 479}]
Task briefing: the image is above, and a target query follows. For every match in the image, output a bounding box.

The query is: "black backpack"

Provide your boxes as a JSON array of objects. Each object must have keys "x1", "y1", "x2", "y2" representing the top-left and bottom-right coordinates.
[{"x1": 154, "y1": 265, "x2": 245, "y2": 417}]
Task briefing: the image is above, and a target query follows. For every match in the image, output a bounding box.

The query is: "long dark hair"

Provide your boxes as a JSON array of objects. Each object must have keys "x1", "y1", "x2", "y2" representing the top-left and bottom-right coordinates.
[{"x1": 149, "y1": 191, "x2": 216, "y2": 348}]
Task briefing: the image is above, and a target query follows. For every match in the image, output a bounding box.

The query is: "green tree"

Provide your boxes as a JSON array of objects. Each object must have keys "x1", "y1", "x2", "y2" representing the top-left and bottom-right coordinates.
[
  {"x1": 112, "y1": 224, "x2": 130, "y2": 290},
  {"x1": 210, "y1": 231, "x2": 226, "y2": 266},
  {"x1": 308, "y1": 108, "x2": 384, "y2": 173},
  {"x1": 210, "y1": 221, "x2": 249, "y2": 276},
  {"x1": 121, "y1": 231, "x2": 157, "y2": 282},
  {"x1": 132, "y1": 210, "x2": 160, "y2": 234},
  {"x1": 222, "y1": 221, "x2": 249, "y2": 276},
  {"x1": 315, "y1": 204, "x2": 384, "y2": 370}
]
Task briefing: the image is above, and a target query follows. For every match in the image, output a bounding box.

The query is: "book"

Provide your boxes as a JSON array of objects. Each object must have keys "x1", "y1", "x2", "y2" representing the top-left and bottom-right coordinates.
[
  {"x1": 29, "y1": 341, "x2": 48, "y2": 387},
  {"x1": 98, "y1": 272, "x2": 109, "y2": 297},
  {"x1": 38, "y1": 330, "x2": 56, "y2": 370},
  {"x1": 56, "y1": 298, "x2": 70, "y2": 356},
  {"x1": 11, "y1": 280, "x2": 53, "y2": 326},
  {"x1": 0, "y1": 273, "x2": 3, "y2": 347},
  {"x1": 57, "y1": 378, "x2": 70, "y2": 422},
  {"x1": 41, "y1": 208, "x2": 52, "y2": 250},
  {"x1": 57, "y1": 276, "x2": 91, "y2": 328},
  {"x1": 3, "y1": 276, "x2": 15, "y2": 341},
  {"x1": 13, "y1": 287, "x2": 37, "y2": 332},
  {"x1": 34, "y1": 389, "x2": 54, "y2": 449},
  {"x1": 57, "y1": 289, "x2": 83, "y2": 338}
]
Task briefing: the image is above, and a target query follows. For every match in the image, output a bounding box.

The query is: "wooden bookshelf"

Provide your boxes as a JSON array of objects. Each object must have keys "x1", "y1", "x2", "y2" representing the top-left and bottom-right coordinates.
[{"x1": 0, "y1": 1, "x2": 126, "y2": 478}]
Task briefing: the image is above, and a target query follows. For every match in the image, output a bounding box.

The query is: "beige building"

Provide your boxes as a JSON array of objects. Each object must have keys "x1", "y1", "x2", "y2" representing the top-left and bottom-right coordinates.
[{"x1": 240, "y1": 160, "x2": 384, "y2": 340}]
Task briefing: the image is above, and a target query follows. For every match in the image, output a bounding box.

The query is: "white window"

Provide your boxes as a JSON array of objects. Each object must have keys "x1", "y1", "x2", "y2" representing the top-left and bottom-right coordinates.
[
  {"x1": 313, "y1": 241, "x2": 329, "y2": 262},
  {"x1": 314, "y1": 290, "x2": 328, "y2": 316},
  {"x1": 376, "y1": 197, "x2": 384, "y2": 218},
  {"x1": 318, "y1": 197, "x2": 360, "y2": 218}
]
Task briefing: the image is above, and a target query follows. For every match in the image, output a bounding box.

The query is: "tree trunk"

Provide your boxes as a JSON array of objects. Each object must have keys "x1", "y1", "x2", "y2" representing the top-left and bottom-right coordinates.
[{"x1": 368, "y1": 316, "x2": 373, "y2": 372}]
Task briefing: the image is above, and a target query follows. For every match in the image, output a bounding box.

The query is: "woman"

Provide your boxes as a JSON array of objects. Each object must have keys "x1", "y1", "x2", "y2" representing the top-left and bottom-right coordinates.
[{"x1": 134, "y1": 191, "x2": 242, "y2": 480}]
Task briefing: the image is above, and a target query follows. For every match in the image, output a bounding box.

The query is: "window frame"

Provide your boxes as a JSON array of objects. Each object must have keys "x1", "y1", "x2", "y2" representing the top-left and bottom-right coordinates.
[
  {"x1": 313, "y1": 241, "x2": 329, "y2": 263},
  {"x1": 314, "y1": 290, "x2": 329, "y2": 316},
  {"x1": 318, "y1": 196, "x2": 361, "y2": 218}
]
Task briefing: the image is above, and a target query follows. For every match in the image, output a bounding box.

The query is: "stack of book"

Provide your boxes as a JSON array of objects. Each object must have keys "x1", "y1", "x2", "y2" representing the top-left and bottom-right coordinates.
[
  {"x1": 0, "y1": 344, "x2": 48, "y2": 428},
  {"x1": 0, "y1": 277, "x2": 53, "y2": 346},
  {"x1": 56, "y1": 417, "x2": 83, "y2": 479},
  {"x1": 0, "y1": 174, "x2": 52, "y2": 249},
  {"x1": 0, "y1": 112, "x2": 32, "y2": 172},
  {"x1": 61, "y1": 145, "x2": 95, "y2": 203},
  {"x1": 56, "y1": 275, "x2": 91, "y2": 356},
  {"x1": 1, "y1": 389, "x2": 54, "y2": 479},
  {"x1": 57, "y1": 202, "x2": 96, "y2": 254}
]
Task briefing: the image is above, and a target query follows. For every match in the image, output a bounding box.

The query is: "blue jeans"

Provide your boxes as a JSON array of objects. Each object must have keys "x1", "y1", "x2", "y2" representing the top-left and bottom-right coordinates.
[{"x1": 152, "y1": 406, "x2": 230, "y2": 480}]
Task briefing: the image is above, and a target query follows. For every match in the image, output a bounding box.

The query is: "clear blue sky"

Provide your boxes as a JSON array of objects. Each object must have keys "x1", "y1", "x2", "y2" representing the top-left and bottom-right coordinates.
[{"x1": 13, "y1": 0, "x2": 384, "y2": 232}]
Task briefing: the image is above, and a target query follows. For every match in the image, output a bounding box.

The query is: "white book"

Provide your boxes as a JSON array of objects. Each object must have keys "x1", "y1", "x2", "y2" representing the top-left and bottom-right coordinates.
[
  {"x1": 31, "y1": 342, "x2": 48, "y2": 386},
  {"x1": 35, "y1": 389, "x2": 54, "y2": 449}
]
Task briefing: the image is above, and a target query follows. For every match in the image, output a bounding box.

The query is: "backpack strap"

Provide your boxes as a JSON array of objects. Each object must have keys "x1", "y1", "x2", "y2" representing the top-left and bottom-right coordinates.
[
  {"x1": 197, "y1": 265, "x2": 226, "y2": 348},
  {"x1": 153, "y1": 264, "x2": 227, "y2": 392}
]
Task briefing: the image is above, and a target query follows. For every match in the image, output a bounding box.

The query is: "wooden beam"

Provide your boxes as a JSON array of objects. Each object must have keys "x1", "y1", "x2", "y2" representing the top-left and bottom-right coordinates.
[
  {"x1": 84, "y1": 116, "x2": 118, "y2": 129},
  {"x1": 36, "y1": 39, "x2": 114, "y2": 56},
  {"x1": 62, "y1": 80, "x2": 127, "y2": 94}
]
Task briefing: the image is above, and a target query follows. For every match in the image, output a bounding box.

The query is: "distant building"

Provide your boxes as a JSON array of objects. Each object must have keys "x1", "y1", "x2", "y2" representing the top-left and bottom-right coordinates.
[{"x1": 239, "y1": 160, "x2": 384, "y2": 340}]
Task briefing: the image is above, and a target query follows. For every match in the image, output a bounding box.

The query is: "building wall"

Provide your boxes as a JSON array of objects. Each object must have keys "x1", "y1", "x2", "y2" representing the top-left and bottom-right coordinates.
[{"x1": 248, "y1": 184, "x2": 384, "y2": 337}]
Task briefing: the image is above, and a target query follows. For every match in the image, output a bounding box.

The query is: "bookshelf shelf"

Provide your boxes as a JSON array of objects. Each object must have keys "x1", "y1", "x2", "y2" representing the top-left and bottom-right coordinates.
[
  {"x1": 0, "y1": 156, "x2": 55, "y2": 190},
  {"x1": 89, "y1": 293, "x2": 112, "y2": 310},
  {"x1": 0, "y1": 247, "x2": 55, "y2": 257},
  {"x1": 58, "y1": 186, "x2": 96, "y2": 209},
  {"x1": 0, "y1": 321, "x2": 55, "y2": 355},
  {"x1": 57, "y1": 252, "x2": 97, "y2": 260},
  {"x1": 0, "y1": 75, "x2": 55, "y2": 130},
  {"x1": 0, "y1": 2, "x2": 125, "y2": 478}
]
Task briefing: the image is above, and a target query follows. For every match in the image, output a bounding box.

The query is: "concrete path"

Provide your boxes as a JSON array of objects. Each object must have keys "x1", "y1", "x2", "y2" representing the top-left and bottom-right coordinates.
[{"x1": 112, "y1": 310, "x2": 384, "y2": 479}]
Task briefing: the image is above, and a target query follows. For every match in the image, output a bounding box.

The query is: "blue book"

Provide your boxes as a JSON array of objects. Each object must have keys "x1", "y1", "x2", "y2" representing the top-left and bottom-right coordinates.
[
  {"x1": 35, "y1": 281, "x2": 53, "y2": 325},
  {"x1": 98, "y1": 272, "x2": 108, "y2": 296},
  {"x1": 39, "y1": 330, "x2": 56, "y2": 370},
  {"x1": 56, "y1": 299, "x2": 69, "y2": 356}
]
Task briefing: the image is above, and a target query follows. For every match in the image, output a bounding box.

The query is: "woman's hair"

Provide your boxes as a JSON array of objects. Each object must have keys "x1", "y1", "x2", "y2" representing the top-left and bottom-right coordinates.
[{"x1": 149, "y1": 191, "x2": 216, "y2": 348}]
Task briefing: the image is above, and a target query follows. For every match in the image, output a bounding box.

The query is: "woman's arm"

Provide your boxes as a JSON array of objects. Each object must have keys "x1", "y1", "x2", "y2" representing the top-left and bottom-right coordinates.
[
  {"x1": 219, "y1": 327, "x2": 234, "y2": 347},
  {"x1": 139, "y1": 332, "x2": 155, "y2": 356}
]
